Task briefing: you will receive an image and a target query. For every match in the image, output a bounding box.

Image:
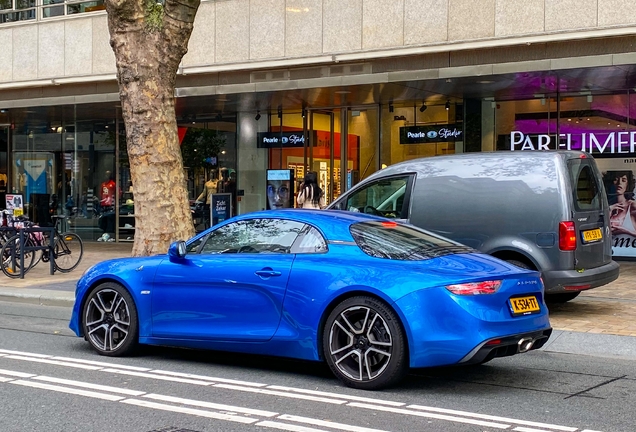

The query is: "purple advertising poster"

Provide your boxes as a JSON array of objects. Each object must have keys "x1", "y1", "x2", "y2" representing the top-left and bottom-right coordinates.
[{"x1": 596, "y1": 158, "x2": 636, "y2": 258}]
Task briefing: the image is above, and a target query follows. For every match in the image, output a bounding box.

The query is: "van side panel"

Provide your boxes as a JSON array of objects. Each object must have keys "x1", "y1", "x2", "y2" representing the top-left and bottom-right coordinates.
[{"x1": 409, "y1": 155, "x2": 566, "y2": 272}]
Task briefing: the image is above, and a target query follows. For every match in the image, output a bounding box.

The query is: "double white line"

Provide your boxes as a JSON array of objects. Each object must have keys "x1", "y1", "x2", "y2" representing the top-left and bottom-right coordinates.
[{"x1": 0, "y1": 348, "x2": 602, "y2": 432}]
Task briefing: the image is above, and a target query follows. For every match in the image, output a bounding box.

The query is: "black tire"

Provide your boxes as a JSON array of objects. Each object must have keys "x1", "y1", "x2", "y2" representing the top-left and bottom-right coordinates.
[
  {"x1": 323, "y1": 296, "x2": 407, "y2": 390},
  {"x1": 0, "y1": 235, "x2": 36, "y2": 278},
  {"x1": 54, "y1": 232, "x2": 83, "y2": 273},
  {"x1": 82, "y1": 282, "x2": 138, "y2": 357},
  {"x1": 546, "y1": 292, "x2": 581, "y2": 303}
]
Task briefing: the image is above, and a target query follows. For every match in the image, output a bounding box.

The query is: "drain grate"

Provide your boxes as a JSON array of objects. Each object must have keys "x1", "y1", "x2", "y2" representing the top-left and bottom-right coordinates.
[{"x1": 147, "y1": 428, "x2": 202, "y2": 432}]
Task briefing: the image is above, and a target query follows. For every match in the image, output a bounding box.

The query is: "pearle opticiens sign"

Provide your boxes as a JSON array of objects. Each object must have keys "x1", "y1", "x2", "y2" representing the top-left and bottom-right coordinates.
[{"x1": 510, "y1": 131, "x2": 636, "y2": 154}]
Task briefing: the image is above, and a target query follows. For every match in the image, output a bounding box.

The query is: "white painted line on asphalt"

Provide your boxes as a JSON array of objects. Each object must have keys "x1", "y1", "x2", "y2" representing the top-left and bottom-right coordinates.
[
  {"x1": 255, "y1": 421, "x2": 330, "y2": 432},
  {"x1": 277, "y1": 414, "x2": 390, "y2": 432},
  {"x1": 149, "y1": 369, "x2": 266, "y2": 387},
  {"x1": 0, "y1": 376, "x2": 13, "y2": 383},
  {"x1": 101, "y1": 368, "x2": 212, "y2": 386},
  {"x1": 407, "y1": 404, "x2": 578, "y2": 431},
  {"x1": 348, "y1": 402, "x2": 510, "y2": 429},
  {"x1": 144, "y1": 393, "x2": 279, "y2": 417},
  {"x1": 581, "y1": 430, "x2": 604, "y2": 432},
  {"x1": 51, "y1": 356, "x2": 151, "y2": 371},
  {"x1": 11, "y1": 380, "x2": 125, "y2": 402},
  {"x1": 4, "y1": 355, "x2": 102, "y2": 370},
  {"x1": 33, "y1": 376, "x2": 147, "y2": 396},
  {"x1": 268, "y1": 386, "x2": 405, "y2": 407},
  {"x1": 513, "y1": 427, "x2": 558, "y2": 432},
  {"x1": 121, "y1": 398, "x2": 259, "y2": 424},
  {"x1": 0, "y1": 368, "x2": 37, "y2": 378},
  {"x1": 214, "y1": 383, "x2": 348, "y2": 405},
  {"x1": 0, "y1": 349, "x2": 51, "y2": 358}
]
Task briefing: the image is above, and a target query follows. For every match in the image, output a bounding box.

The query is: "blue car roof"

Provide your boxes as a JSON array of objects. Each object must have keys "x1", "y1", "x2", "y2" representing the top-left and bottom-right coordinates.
[{"x1": 231, "y1": 209, "x2": 386, "y2": 241}]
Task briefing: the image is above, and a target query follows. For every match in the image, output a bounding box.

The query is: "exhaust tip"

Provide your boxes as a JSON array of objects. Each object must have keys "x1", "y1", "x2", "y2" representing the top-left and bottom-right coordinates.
[{"x1": 518, "y1": 337, "x2": 534, "y2": 353}]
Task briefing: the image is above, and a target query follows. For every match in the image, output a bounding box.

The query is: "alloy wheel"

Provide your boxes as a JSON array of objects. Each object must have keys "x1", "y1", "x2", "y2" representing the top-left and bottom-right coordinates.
[
  {"x1": 328, "y1": 305, "x2": 393, "y2": 382},
  {"x1": 85, "y1": 289, "x2": 131, "y2": 352}
]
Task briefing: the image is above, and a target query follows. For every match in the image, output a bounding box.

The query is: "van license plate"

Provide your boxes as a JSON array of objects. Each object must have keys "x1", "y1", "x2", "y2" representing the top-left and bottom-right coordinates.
[
  {"x1": 582, "y1": 228, "x2": 603, "y2": 243},
  {"x1": 509, "y1": 296, "x2": 540, "y2": 315}
]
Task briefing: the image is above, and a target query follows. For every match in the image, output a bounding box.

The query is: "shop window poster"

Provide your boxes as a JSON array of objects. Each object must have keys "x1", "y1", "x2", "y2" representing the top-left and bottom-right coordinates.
[
  {"x1": 5, "y1": 194, "x2": 24, "y2": 216},
  {"x1": 596, "y1": 158, "x2": 636, "y2": 258}
]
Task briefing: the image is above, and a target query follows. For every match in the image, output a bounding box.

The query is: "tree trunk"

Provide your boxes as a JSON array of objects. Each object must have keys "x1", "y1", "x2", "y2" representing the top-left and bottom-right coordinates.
[{"x1": 105, "y1": 0, "x2": 200, "y2": 256}]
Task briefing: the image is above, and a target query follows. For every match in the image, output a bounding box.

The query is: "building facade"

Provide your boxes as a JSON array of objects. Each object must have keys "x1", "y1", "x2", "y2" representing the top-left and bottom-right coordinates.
[{"x1": 1, "y1": 0, "x2": 636, "y2": 249}]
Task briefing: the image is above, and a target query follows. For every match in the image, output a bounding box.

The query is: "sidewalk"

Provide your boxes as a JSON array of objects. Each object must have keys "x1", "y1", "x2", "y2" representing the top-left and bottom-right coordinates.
[{"x1": 0, "y1": 245, "x2": 635, "y2": 337}]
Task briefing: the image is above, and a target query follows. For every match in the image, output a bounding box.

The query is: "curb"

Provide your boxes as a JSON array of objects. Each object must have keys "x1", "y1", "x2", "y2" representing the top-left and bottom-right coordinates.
[{"x1": 0, "y1": 292, "x2": 75, "y2": 307}]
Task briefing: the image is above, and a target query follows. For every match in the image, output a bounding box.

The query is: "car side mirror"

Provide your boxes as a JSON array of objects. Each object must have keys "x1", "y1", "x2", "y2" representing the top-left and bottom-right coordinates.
[{"x1": 168, "y1": 240, "x2": 187, "y2": 260}]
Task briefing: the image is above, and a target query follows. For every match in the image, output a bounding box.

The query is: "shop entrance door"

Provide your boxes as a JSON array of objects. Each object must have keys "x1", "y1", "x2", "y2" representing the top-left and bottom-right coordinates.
[
  {"x1": 0, "y1": 125, "x2": 8, "y2": 198},
  {"x1": 304, "y1": 107, "x2": 378, "y2": 205}
]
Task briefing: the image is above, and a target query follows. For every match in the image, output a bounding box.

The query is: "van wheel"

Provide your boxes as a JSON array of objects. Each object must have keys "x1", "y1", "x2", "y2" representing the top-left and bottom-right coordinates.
[
  {"x1": 505, "y1": 259, "x2": 533, "y2": 270},
  {"x1": 546, "y1": 292, "x2": 581, "y2": 303}
]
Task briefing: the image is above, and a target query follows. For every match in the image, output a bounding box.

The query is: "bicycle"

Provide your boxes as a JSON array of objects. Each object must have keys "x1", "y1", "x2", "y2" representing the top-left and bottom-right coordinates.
[{"x1": 0, "y1": 214, "x2": 84, "y2": 278}]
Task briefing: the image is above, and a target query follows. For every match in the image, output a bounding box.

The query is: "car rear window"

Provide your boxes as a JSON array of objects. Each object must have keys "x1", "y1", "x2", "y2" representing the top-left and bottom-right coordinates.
[
  {"x1": 349, "y1": 221, "x2": 474, "y2": 260},
  {"x1": 568, "y1": 158, "x2": 602, "y2": 211}
]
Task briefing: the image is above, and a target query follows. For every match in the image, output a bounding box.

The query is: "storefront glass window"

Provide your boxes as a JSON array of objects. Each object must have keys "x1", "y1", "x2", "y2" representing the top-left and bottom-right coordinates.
[{"x1": 380, "y1": 102, "x2": 461, "y2": 168}]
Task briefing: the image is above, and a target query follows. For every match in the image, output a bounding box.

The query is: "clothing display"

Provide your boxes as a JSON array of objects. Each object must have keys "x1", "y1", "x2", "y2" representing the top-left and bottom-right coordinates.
[
  {"x1": 100, "y1": 178, "x2": 117, "y2": 207},
  {"x1": 196, "y1": 179, "x2": 219, "y2": 204}
]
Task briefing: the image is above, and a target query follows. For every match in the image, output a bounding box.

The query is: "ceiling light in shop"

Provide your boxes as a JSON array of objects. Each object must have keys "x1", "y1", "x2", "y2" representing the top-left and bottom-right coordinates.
[
  {"x1": 445, "y1": 100, "x2": 451, "y2": 111},
  {"x1": 335, "y1": 90, "x2": 351, "y2": 94},
  {"x1": 255, "y1": 111, "x2": 261, "y2": 121},
  {"x1": 419, "y1": 103, "x2": 427, "y2": 112},
  {"x1": 477, "y1": 80, "x2": 494, "y2": 84}
]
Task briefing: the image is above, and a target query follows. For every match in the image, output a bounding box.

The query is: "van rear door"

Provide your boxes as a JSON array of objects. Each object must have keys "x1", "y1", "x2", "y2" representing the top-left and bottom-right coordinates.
[{"x1": 566, "y1": 156, "x2": 611, "y2": 270}]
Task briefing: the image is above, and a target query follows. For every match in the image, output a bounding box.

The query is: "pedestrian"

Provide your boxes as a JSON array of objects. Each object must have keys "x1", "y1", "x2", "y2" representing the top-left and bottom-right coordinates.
[{"x1": 297, "y1": 171, "x2": 325, "y2": 209}]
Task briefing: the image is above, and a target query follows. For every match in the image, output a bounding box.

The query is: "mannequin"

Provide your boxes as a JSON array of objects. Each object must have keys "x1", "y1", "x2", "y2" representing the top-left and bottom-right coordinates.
[
  {"x1": 196, "y1": 172, "x2": 219, "y2": 228},
  {"x1": 100, "y1": 170, "x2": 116, "y2": 208}
]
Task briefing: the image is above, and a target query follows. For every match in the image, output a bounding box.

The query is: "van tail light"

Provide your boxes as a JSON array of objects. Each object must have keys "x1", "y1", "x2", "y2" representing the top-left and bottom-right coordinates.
[
  {"x1": 446, "y1": 280, "x2": 502, "y2": 295},
  {"x1": 559, "y1": 221, "x2": 577, "y2": 251}
]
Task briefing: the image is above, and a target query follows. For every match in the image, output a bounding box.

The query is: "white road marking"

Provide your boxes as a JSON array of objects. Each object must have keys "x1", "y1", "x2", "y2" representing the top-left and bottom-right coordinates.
[
  {"x1": 513, "y1": 427, "x2": 558, "y2": 432},
  {"x1": 101, "y1": 368, "x2": 212, "y2": 386},
  {"x1": 407, "y1": 405, "x2": 578, "y2": 431},
  {"x1": 0, "y1": 349, "x2": 603, "y2": 432},
  {"x1": 267, "y1": 386, "x2": 405, "y2": 407},
  {"x1": 4, "y1": 355, "x2": 102, "y2": 370},
  {"x1": 347, "y1": 402, "x2": 510, "y2": 429},
  {"x1": 255, "y1": 421, "x2": 330, "y2": 432},
  {"x1": 11, "y1": 380, "x2": 125, "y2": 401},
  {"x1": 144, "y1": 393, "x2": 279, "y2": 417},
  {"x1": 214, "y1": 383, "x2": 348, "y2": 405},
  {"x1": 33, "y1": 376, "x2": 147, "y2": 396},
  {"x1": 121, "y1": 398, "x2": 258, "y2": 424},
  {"x1": 50, "y1": 356, "x2": 151, "y2": 371},
  {"x1": 0, "y1": 368, "x2": 36, "y2": 378},
  {"x1": 278, "y1": 414, "x2": 390, "y2": 432},
  {"x1": 149, "y1": 369, "x2": 266, "y2": 387},
  {"x1": 0, "y1": 349, "x2": 51, "y2": 358}
]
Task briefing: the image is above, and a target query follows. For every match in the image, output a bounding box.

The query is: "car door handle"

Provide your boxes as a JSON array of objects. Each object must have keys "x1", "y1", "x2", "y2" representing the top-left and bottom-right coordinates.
[{"x1": 255, "y1": 269, "x2": 282, "y2": 278}]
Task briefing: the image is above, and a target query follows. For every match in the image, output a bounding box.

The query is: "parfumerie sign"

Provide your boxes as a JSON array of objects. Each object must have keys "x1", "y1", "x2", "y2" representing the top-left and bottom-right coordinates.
[
  {"x1": 257, "y1": 132, "x2": 307, "y2": 148},
  {"x1": 400, "y1": 125, "x2": 463, "y2": 144},
  {"x1": 510, "y1": 131, "x2": 636, "y2": 154}
]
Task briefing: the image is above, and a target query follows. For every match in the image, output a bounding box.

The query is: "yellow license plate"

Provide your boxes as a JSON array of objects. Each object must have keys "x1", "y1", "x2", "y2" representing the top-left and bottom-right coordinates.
[
  {"x1": 582, "y1": 228, "x2": 602, "y2": 243},
  {"x1": 509, "y1": 296, "x2": 540, "y2": 315}
]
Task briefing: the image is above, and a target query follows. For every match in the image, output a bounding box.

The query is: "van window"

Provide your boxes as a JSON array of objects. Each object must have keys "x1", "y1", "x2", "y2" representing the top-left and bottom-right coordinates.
[
  {"x1": 343, "y1": 176, "x2": 411, "y2": 218},
  {"x1": 350, "y1": 221, "x2": 474, "y2": 260},
  {"x1": 568, "y1": 159, "x2": 602, "y2": 211}
]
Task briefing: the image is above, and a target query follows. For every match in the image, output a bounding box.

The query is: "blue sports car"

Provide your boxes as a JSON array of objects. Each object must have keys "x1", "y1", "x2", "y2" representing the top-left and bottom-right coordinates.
[{"x1": 69, "y1": 210, "x2": 552, "y2": 390}]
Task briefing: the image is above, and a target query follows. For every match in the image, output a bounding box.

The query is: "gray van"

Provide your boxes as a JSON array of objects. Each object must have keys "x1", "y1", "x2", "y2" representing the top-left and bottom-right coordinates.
[{"x1": 329, "y1": 151, "x2": 619, "y2": 302}]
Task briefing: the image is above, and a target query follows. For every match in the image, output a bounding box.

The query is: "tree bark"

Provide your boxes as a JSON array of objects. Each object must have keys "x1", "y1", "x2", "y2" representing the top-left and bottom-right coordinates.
[{"x1": 105, "y1": 0, "x2": 200, "y2": 256}]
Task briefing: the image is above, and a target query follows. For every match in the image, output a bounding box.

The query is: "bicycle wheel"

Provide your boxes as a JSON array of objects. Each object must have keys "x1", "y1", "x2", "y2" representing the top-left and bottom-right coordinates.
[
  {"x1": 0, "y1": 234, "x2": 36, "y2": 278},
  {"x1": 53, "y1": 232, "x2": 84, "y2": 273}
]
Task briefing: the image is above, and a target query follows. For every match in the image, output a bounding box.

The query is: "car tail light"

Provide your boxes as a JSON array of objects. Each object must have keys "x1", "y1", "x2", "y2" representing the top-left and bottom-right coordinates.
[
  {"x1": 559, "y1": 221, "x2": 577, "y2": 251},
  {"x1": 381, "y1": 221, "x2": 397, "y2": 228},
  {"x1": 446, "y1": 280, "x2": 502, "y2": 295}
]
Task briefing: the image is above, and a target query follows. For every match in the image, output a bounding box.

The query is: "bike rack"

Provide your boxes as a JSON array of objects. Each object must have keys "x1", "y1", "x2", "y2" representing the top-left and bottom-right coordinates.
[{"x1": 4, "y1": 226, "x2": 56, "y2": 279}]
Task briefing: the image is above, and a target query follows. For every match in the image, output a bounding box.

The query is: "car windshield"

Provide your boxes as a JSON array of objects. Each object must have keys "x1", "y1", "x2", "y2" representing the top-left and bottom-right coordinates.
[{"x1": 350, "y1": 221, "x2": 474, "y2": 260}]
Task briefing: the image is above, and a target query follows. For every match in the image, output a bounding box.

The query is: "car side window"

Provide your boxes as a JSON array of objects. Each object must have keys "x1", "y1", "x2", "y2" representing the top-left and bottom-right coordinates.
[
  {"x1": 199, "y1": 218, "x2": 305, "y2": 255},
  {"x1": 291, "y1": 226, "x2": 328, "y2": 254},
  {"x1": 344, "y1": 176, "x2": 410, "y2": 219}
]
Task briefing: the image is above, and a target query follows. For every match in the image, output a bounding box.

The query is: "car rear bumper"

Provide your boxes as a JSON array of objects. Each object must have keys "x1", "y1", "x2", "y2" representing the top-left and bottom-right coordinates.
[
  {"x1": 542, "y1": 260, "x2": 619, "y2": 294},
  {"x1": 459, "y1": 329, "x2": 552, "y2": 365}
]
